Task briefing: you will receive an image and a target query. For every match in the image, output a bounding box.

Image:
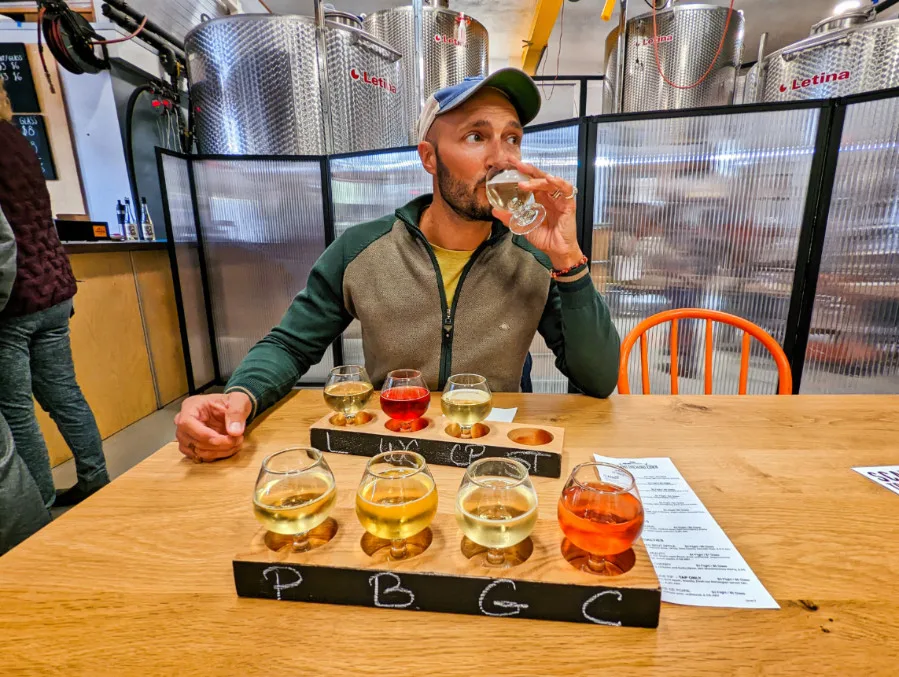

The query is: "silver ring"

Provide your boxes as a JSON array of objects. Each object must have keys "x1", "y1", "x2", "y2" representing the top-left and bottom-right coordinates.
[
  {"x1": 550, "y1": 189, "x2": 564, "y2": 200},
  {"x1": 565, "y1": 188, "x2": 579, "y2": 200}
]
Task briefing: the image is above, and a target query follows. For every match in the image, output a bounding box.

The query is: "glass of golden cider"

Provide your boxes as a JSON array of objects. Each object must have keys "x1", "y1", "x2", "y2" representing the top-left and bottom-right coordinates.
[{"x1": 355, "y1": 450, "x2": 438, "y2": 560}]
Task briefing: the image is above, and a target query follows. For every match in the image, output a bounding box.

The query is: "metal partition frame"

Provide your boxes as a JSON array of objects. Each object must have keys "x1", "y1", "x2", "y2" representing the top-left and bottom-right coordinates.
[
  {"x1": 158, "y1": 149, "x2": 339, "y2": 393},
  {"x1": 157, "y1": 85, "x2": 899, "y2": 396},
  {"x1": 585, "y1": 102, "x2": 825, "y2": 395},
  {"x1": 157, "y1": 150, "x2": 216, "y2": 393},
  {"x1": 798, "y1": 92, "x2": 899, "y2": 393}
]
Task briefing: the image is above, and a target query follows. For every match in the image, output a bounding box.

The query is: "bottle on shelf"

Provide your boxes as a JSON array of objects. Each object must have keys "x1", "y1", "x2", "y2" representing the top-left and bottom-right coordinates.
[
  {"x1": 139, "y1": 197, "x2": 156, "y2": 241},
  {"x1": 123, "y1": 198, "x2": 139, "y2": 241},
  {"x1": 115, "y1": 200, "x2": 126, "y2": 240}
]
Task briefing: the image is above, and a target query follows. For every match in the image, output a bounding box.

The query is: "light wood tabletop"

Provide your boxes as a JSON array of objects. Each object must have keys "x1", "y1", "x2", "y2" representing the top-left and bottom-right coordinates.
[{"x1": 2, "y1": 391, "x2": 898, "y2": 676}]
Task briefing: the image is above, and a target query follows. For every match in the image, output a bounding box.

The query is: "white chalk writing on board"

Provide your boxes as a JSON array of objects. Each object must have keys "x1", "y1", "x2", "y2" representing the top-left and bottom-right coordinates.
[
  {"x1": 379, "y1": 437, "x2": 421, "y2": 453},
  {"x1": 508, "y1": 450, "x2": 552, "y2": 474},
  {"x1": 369, "y1": 572, "x2": 415, "y2": 609},
  {"x1": 449, "y1": 443, "x2": 485, "y2": 467},
  {"x1": 478, "y1": 579, "x2": 529, "y2": 617},
  {"x1": 324, "y1": 431, "x2": 349, "y2": 455},
  {"x1": 262, "y1": 565, "x2": 303, "y2": 601},
  {"x1": 581, "y1": 589, "x2": 623, "y2": 626}
]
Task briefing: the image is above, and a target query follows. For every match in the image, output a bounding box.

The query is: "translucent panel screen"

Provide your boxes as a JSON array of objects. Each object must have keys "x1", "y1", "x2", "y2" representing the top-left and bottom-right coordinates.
[
  {"x1": 330, "y1": 149, "x2": 431, "y2": 240},
  {"x1": 522, "y1": 124, "x2": 579, "y2": 393},
  {"x1": 330, "y1": 150, "x2": 431, "y2": 367},
  {"x1": 801, "y1": 97, "x2": 899, "y2": 394},
  {"x1": 160, "y1": 153, "x2": 215, "y2": 390},
  {"x1": 592, "y1": 108, "x2": 820, "y2": 394},
  {"x1": 192, "y1": 158, "x2": 332, "y2": 383}
]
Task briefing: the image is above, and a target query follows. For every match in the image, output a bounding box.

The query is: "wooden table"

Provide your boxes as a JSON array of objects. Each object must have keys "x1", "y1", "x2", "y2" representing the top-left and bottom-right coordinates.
[{"x1": 2, "y1": 392, "x2": 898, "y2": 675}]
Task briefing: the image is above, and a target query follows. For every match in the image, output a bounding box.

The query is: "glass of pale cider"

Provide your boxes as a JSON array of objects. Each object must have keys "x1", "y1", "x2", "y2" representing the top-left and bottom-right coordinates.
[
  {"x1": 324, "y1": 365, "x2": 374, "y2": 425},
  {"x1": 441, "y1": 373, "x2": 492, "y2": 439},
  {"x1": 253, "y1": 447, "x2": 337, "y2": 552},
  {"x1": 456, "y1": 457, "x2": 538, "y2": 567}
]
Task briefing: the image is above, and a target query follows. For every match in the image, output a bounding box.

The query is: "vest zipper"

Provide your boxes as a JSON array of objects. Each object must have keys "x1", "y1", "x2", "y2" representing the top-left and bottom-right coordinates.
[
  {"x1": 437, "y1": 243, "x2": 489, "y2": 388},
  {"x1": 406, "y1": 226, "x2": 492, "y2": 390}
]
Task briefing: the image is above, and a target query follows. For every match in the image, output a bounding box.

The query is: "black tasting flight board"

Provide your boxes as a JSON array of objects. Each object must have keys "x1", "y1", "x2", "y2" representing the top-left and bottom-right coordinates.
[
  {"x1": 13, "y1": 115, "x2": 57, "y2": 180},
  {"x1": 232, "y1": 561, "x2": 661, "y2": 628},
  {"x1": 309, "y1": 426, "x2": 563, "y2": 478},
  {"x1": 0, "y1": 43, "x2": 40, "y2": 113}
]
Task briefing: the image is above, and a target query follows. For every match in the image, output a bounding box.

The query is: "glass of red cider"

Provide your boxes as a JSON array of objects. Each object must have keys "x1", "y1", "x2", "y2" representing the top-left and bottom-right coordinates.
[
  {"x1": 380, "y1": 369, "x2": 431, "y2": 432},
  {"x1": 557, "y1": 462, "x2": 644, "y2": 575}
]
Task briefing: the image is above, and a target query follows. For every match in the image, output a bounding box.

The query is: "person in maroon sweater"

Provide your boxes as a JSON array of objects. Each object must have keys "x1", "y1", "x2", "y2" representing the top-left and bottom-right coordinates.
[{"x1": 0, "y1": 80, "x2": 109, "y2": 508}]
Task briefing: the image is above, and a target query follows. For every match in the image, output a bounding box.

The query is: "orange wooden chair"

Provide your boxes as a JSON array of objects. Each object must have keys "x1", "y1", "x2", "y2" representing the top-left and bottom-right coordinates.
[{"x1": 618, "y1": 309, "x2": 793, "y2": 395}]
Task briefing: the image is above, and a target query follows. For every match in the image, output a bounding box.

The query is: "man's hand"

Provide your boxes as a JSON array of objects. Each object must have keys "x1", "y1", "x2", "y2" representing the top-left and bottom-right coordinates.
[
  {"x1": 492, "y1": 160, "x2": 585, "y2": 271},
  {"x1": 174, "y1": 392, "x2": 253, "y2": 462}
]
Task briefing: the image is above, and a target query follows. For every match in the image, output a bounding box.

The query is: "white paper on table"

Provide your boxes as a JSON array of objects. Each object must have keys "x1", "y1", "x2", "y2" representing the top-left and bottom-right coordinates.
[
  {"x1": 594, "y1": 454, "x2": 779, "y2": 609},
  {"x1": 485, "y1": 407, "x2": 517, "y2": 423},
  {"x1": 853, "y1": 466, "x2": 899, "y2": 496}
]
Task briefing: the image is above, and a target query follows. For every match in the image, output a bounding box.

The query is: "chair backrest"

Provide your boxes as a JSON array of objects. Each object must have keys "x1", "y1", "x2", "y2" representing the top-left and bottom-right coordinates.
[{"x1": 618, "y1": 309, "x2": 792, "y2": 395}]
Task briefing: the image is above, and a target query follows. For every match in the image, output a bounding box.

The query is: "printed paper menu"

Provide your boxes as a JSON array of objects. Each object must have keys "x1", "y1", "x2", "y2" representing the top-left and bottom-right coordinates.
[
  {"x1": 853, "y1": 466, "x2": 899, "y2": 496},
  {"x1": 594, "y1": 454, "x2": 779, "y2": 609}
]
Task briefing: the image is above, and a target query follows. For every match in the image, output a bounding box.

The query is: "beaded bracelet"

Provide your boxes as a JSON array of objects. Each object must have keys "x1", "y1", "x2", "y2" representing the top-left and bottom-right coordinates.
[{"x1": 551, "y1": 255, "x2": 589, "y2": 279}]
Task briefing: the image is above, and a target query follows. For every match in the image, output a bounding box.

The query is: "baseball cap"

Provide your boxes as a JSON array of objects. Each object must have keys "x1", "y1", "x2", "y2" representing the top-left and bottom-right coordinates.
[{"x1": 417, "y1": 68, "x2": 542, "y2": 143}]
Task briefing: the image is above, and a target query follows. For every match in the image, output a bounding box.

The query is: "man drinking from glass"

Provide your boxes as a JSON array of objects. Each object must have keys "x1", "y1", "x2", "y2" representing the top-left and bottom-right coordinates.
[{"x1": 174, "y1": 68, "x2": 620, "y2": 462}]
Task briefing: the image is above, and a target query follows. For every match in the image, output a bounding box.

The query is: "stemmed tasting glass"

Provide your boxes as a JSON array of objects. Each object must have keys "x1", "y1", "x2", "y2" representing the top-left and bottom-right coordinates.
[
  {"x1": 324, "y1": 365, "x2": 373, "y2": 425},
  {"x1": 486, "y1": 168, "x2": 546, "y2": 235},
  {"x1": 441, "y1": 373, "x2": 492, "y2": 439},
  {"x1": 380, "y1": 369, "x2": 430, "y2": 432},
  {"x1": 557, "y1": 462, "x2": 644, "y2": 575},
  {"x1": 355, "y1": 450, "x2": 438, "y2": 560},
  {"x1": 253, "y1": 447, "x2": 337, "y2": 552},
  {"x1": 455, "y1": 457, "x2": 538, "y2": 567}
]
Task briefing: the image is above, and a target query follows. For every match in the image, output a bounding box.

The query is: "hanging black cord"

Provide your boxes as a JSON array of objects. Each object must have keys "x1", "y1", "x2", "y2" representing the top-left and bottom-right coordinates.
[{"x1": 124, "y1": 84, "x2": 154, "y2": 206}]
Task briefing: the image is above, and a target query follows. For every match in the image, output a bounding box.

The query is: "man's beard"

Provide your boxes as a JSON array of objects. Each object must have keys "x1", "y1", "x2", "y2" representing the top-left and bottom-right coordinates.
[{"x1": 435, "y1": 150, "x2": 494, "y2": 222}]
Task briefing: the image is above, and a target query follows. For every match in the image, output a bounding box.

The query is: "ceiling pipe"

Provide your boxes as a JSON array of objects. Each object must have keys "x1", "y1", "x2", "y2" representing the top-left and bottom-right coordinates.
[
  {"x1": 874, "y1": 0, "x2": 899, "y2": 14},
  {"x1": 412, "y1": 0, "x2": 426, "y2": 113},
  {"x1": 615, "y1": 0, "x2": 627, "y2": 112},
  {"x1": 313, "y1": 0, "x2": 334, "y2": 152}
]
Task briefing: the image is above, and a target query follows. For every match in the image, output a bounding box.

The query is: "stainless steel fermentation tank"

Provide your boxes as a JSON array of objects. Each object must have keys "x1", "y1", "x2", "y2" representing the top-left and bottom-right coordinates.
[
  {"x1": 604, "y1": 2, "x2": 745, "y2": 113},
  {"x1": 364, "y1": 3, "x2": 488, "y2": 142},
  {"x1": 744, "y1": 8, "x2": 899, "y2": 103},
  {"x1": 185, "y1": 14, "x2": 407, "y2": 155}
]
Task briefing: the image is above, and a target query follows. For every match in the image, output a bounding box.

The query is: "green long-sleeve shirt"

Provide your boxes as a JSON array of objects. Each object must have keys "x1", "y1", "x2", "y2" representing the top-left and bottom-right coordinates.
[{"x1": 226, "y1": 196, "x2": 619, "y2": 420}]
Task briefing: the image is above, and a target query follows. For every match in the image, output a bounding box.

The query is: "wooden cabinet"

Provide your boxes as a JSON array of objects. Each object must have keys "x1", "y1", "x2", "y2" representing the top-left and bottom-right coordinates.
[{"x1": 35, "y1": 246, "x2": 187, "y2": 466}]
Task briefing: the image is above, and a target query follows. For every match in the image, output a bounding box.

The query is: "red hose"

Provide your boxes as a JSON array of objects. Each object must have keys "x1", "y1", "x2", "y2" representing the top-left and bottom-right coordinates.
[
  {"x1": 92, "y1": 16, "x2": 148, "y2": 45},
  {"x1": 36, "y1": 6, "x2": 56, "y2": 94},
  {"x1": 651, "y1": 0, "x2": 735, "y2": 90}
]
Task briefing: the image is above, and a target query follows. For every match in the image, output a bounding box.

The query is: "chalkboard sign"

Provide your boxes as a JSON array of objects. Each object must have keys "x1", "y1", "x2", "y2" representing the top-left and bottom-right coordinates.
[
  {"x1": 309, "y1": 412, "x2": 565, "y2": 478},
  {"x1": 13, "y1": 115, "x2": 57, "y2": 180},
  {"x1": 0, "y1": 43, "x2": 40, "y2": 113},
  {"x1": 311, "y1": 426, "x2": 563, "y2": 478},
  {"x1": 233, "y1": 561, "x2": 662, "y2": 628}
]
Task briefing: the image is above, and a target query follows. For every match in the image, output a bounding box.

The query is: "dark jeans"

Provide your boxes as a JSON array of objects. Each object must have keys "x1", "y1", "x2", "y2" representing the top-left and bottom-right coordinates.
[
  {"x1": 0, "y1": 412, "x2": 50, "y2": 555},
  {"x1": 0, "y1": 299, "x2": 109, "y2": 507}
]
